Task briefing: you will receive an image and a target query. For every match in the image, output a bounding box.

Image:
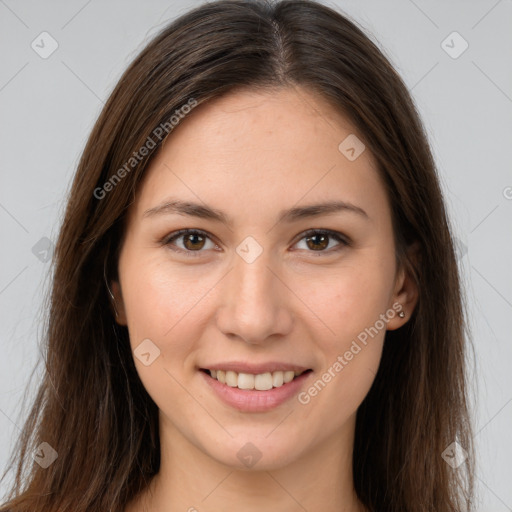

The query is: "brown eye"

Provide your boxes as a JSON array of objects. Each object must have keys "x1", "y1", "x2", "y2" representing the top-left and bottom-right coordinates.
[
  {"x1": 305, "y1": 233, "x2": 329, "y2": 251},
  {"x1": 164, "y1": 229, "x2": 217, "y2": 256},
  {"x1": 183, "y1": 232, "x2": 206, "y2": 251},
  {"x1": 294, "y1": 229, "x2": 349, "y2": 254}
]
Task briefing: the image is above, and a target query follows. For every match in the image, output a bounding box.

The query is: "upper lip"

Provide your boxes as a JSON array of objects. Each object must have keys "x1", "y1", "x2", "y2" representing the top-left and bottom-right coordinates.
[{"x1": 199, "y1": 361, "x2": 311, "y2": 374}]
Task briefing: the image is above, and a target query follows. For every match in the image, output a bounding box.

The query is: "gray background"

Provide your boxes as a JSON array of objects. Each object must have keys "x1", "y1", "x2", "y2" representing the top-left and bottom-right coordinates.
[{"x1": 0, "y1": 0, "x2": 511, "y2": 509}]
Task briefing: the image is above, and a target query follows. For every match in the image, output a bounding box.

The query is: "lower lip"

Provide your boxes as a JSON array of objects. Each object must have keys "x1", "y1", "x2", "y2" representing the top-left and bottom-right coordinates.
[{"x1": 200, "y1": 370, "x2": 312, "y2": 412}]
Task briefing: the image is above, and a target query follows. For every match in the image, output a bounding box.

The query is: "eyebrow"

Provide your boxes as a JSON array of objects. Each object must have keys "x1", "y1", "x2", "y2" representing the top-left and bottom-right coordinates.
[{"x1": 143, "y1": 198, "x2": 369, "y2": 224}]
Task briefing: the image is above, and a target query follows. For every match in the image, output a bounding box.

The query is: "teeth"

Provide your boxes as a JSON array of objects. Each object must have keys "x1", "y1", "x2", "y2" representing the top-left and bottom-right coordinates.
[
  {"x1": 207, "y1": 369, "x2": 305, "y2": 390},
  {"x1": 254, "y1": 373, "x2": 272, "y2": 391},
  {"x1": 272, "y1": 371, "x2": 284, "y2": 387},
  {"x1": 225, "y1": 370, "x2": 238, "y2": 387},
  {"x1": 283, "y1": 370, "x2": 295, "y2": 383},
  {"x1": 238, "y1": 373, "x2": 255, "y2": 389}
]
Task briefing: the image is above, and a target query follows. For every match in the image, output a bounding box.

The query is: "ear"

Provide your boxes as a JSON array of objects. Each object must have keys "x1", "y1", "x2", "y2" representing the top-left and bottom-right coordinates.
[
  {"x1": 386, "y1": 241, "x2": 420, "y2": 331},
  {"x1": 110, "y1": 280, "x2": 128, "y2": 326}
]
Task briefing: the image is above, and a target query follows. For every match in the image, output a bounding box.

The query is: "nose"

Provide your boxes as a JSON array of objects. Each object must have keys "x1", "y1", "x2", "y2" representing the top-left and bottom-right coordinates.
[{"x1": 215, "y1": 248, "x2": 294, "y2": 345}]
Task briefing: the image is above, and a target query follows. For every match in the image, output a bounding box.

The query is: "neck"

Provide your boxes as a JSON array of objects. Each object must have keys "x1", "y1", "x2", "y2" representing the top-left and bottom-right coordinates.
[{"x1": 126, "y1": 413, "x2": 366, "y2": 512}]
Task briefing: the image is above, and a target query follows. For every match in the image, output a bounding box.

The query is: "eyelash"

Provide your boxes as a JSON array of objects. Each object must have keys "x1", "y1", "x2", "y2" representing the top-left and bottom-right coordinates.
[{"x1": 161, "y1": 228, "x2": 350, "y2": 257}]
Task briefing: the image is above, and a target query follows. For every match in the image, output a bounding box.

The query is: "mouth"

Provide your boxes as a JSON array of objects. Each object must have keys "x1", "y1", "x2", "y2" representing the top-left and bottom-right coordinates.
[{"x1": 199, "y1": 368, "x2": 313, "y2": 391}]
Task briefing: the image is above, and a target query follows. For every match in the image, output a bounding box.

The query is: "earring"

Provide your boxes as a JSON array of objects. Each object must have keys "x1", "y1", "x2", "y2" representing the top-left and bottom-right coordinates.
[{"x1": 398, "y1": 310, "x2": 405, "y2": 318}]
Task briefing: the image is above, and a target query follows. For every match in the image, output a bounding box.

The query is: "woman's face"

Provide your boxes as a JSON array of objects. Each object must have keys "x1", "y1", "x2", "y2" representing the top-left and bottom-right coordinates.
[{"x1": 113, "y1": 86, "x2": 416, "y2": 470}]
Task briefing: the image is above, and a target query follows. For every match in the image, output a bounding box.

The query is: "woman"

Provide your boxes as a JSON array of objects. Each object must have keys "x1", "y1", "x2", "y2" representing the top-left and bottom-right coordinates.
[{"x1": 0, "y1": 1, "x2": 475, "y2": 511}]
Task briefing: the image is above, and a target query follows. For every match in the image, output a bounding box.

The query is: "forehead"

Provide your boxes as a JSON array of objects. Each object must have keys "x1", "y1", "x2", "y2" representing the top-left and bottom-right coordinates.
[{"x1": 130, "y1": 86, "x2": 390, "y2": 228}]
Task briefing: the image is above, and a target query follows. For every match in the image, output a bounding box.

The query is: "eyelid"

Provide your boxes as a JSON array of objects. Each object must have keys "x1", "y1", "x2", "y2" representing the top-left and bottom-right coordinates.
[
  {"x1": 161, "y1": 228, "x2": 220, "y2": 257},
  {"x1": 291, "y1": 228, "x2": 351, "y2": 254},
  {"x1": 162, "y1": 228, "x2": 350, "y2": 256}
]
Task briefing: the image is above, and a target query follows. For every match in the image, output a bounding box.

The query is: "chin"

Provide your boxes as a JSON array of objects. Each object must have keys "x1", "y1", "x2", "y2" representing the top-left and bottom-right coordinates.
[{"x1": 200, "y1": 432, "x2": 305, "y2": 471}]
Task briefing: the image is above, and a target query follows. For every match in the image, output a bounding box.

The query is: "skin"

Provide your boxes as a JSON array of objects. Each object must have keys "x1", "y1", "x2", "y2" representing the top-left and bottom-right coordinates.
[{"x1": 114, "y1": 86, "x2": 419, "y2": 512}]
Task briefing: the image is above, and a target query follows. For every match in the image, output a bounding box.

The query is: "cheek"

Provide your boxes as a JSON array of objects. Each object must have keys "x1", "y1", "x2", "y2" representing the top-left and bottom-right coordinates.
[
  {"x1": 119, "y1": 253, "x2": 220, "y2": 360},
  {"x1": 298, "y1": 278, "x2": 387, "y2": 430},
  {"x1": 118, "y1": 255, "x2": 217, "y2": 416},
  {"x1": 303, "y1": 258, "x2": 394, "y2": 347},
  {"x1": 303, "y1": 342, "x2": 384, "y2": 434},
  {"x1": 295, "y1": 253, "x2": 393, "y2": 412}
]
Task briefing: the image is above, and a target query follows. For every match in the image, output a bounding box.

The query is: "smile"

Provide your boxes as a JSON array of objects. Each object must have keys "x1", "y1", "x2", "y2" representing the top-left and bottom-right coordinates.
[
  {"x1": 201, "y1": 369, "x2": 309, "y2": 390},
  {"x1": 199, "y1": 366, "x2": 313, "y2": 412}
]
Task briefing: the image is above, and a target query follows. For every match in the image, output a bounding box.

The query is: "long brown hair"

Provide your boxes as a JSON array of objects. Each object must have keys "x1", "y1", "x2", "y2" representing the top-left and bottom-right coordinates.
[{"x1": 0, "y1": 1, "x2": 475, "y2": 510}]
